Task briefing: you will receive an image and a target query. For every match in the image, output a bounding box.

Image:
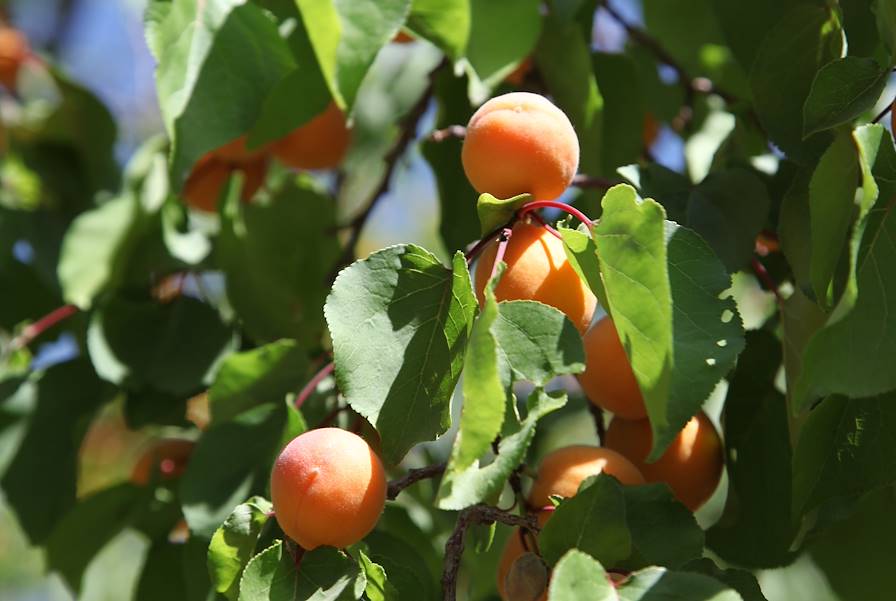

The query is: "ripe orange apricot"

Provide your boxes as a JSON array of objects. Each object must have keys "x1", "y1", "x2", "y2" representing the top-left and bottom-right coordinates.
[
  {"x1": 212, "y1": 135, "x2": 267, "y2": 162},
  {"x1": 462, "y1": 92, "x2": 579, "y2": 200},
  {"x1": 604, "y1": 412, "x2": 723, "y2": 511},
  {"x1": 182, "y1": 155, "x2": 266, "y2": 212},
  {"x1": 270, "y1": 428, "x2": 386, "y2": 550},
  {"x1": 528, "y1": 445, "x2": 644, "y2": 509},
  {"x1": 474, "y1": 221, "x2": 597, "y2": 333},
  {"x1": 131, "y1": 439, "x2": 195, "y2": 486},
  {"x1": 577, "y1": 318, "x2": 646, "y2": 419},
  {"x1": 0, "y1": 26, "x2": 29, "y2": 89},
  {"x1": 271, "y1": 103, "x2": 351, "y2": 170},
  {"x1": 497, "y1": 510, "x2": 551, "y2": 601}
]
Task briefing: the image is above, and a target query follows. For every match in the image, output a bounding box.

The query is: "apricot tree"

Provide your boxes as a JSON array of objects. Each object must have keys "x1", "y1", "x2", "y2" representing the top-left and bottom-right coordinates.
[{"x1": 1, "y1": 1, "x2": 896, "y2": 601}]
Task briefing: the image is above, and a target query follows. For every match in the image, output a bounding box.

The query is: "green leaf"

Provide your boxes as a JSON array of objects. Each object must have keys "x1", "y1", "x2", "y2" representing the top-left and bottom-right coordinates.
[
  {"x1": 620, "y1": 484, "x2": 704, "y2": 570},
  {"x1": 325, "y1": 247, "x2": 476, "y2": 464},
  {"x1": 687, "y1": 168, "x2": 771, "y2": 272},
  {"x1": 181, "y1": 402, "x2": 286, "y2": 537},
  {"x1": 208, "y1": 497, "x2": 273, "y2": 600},
  {"x1": 793, "y1": 183, "x2": 896, "y2": 408},
  {"x1": 136, "y1": 541, "x2": 189, "y2": 601},
  {"x1": 87, "y1": 295, "x2": 236, "y2": 396},
  {"x1": 407, "y1": 0, "x2": 470, "y2": 59},
  {"x1": 592, "y1": 185, "x2": 673, "y2": 442},
  {"x1": 618, "y1": 163, "x2": 691, "y2": 225},
  {"x1": 748, "y1": 4, "x2": 841, "y2": 160},
  {"x1": 548, "y1": 550, "x2": 617, "y2": 601},
  {"x1": 295, "y1": 0, "x2": 412, "y2": 110},
  {"x1": 58, "y1": 195, "x2": 144, "y2": 309},
  {"x1": 358, "y1": 550, "x2": 399, "y2": 601},
  {"x1": 707, "y1": 331, "x2": 795, "y2": 568},
  {"x1": 778, "y1": 169, "x2": 813, "y2": 292},
  {"x1": 238, "y1": 541, "x2": 364, "y2": 601},
  {"x1": 148, "y1": 0, "x2": 296, "y2": 181},
  {"x1": 684, "y1": 559, "x2": 769, "y2": 601},
  {"x1": 365, "y1": 529, "x2": 438, "y2": 600},
  {"x1": 465, "y1": 0, "x2": 542, "y2": 91},
  {"x1": 46, "y1": 484, "x2": 146, "y2": 592},
  {"x1": 493, "y1": 301, "x2": 586, "y2": 386},
  {"x1": 803, "y1": 57, "x2": 890, "y2": 136},
  {"x1": 437, "y1": 390, "x2": 566, "y2": 510},
  {"x1": 477, "y1": 192, "x2": 531, "y2": 236},
  {"x1": 808, "y1": 131, "x2": 860, "y2": 304},
  {"x1": 538, "y1": 474, "x2": 631, "y2": 567},
  {"x1": 873, "y1": 0, "x2": 896, "y2": 59},
  {"x1": 565, "y1": 185, "x2": 743, "y2": 458},
  {"x1": 792, "y1": 393, "x2": 896, "y2": 517},
  {"x1": 208, "y1": 340, "x2": 307, "y2": 424},
  {"x1": 441, "y1": 267, "x2": 505, "y2": 481},
  {"x1": 536, "y1": 13, "x2": 603, "y2": 204},
  {"x1": 423, "y1": 70, "x2": 479, "y2": 253},
  {"x1": 219, "y1": 177, "x2": 340, "y2": 344},
  {"x1": 618, "y1": 567, "x2": 745, "y2": 601},
  {"x1": 594, "y1": 52, "x2": 645, "y2": 175},
  {"x1": 1, "y1": 359, "x2": 114, "y2": 545}
]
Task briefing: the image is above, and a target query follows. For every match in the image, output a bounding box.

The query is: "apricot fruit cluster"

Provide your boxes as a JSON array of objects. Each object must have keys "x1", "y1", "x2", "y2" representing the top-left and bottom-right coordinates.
[
  {"x1": 182, "y1": 102, "x2": 351, "y2": 212},
  {"x1": 270, "y1": 428, "x2": 386, "y2": 550}
]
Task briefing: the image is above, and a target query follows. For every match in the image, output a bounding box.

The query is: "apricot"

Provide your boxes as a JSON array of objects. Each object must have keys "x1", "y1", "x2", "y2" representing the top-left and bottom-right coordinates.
[
  {"x1": 642, "y1": 113, "x2": 660, "y2": 148},
  {"x1": 131, "y1": 439, "x2": 195, "y2": 486},
  {"x1": 182, "y1": 154, "x2": 266, "y2": 212},
  {"x1": 462, "y1": 92, "x2": 579, "y2": 200},
  {"x1": 212, "y1": 135, "x2": 267, "y2": 162},
  {"x1": 0, "y1": 26, "x2": 29, "y2": 89},
  {"x1": 528, "y1": 445, "x2": 644, "y2": 509},
  {"x1": 270, "y1": 428, "x2": 386, "y2": 550},
  {"x1": 505, "y1": 57, "x2": 533, "y2": 87},
  {"x1": 577, "y1": 318, "x2": 646, "y2": 419},
  {"x1": 474, "y1": 221, "x2": 597, "y2": 333},
  {"x1": 271, "y1": 103, "x2": 351, "y2": 170},
  {"x1": 497, "y1": 510, "x2": 551, "y2": 601},
  {"x1": 604, "y1": 412, "x2": 723, "y2": 511}
]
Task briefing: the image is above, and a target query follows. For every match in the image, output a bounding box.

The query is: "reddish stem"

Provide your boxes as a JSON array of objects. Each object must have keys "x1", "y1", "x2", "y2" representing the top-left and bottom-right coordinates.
[
  {"x1": 295, "y1": 362, "x2": 335, "y2": 409},
  {"x1": 527, "y1": 211, "x2": 563, "y2": 240},
  {"x1": 489, "y1": 228, "x2": 514, "y2": 281},
  {"x1": 518, "y1": 200, "x2": 593, "y2": 231},
  {"x1": 751, "y1": 256, "x2": 783, "y2": 305},
  {"x1": 10, "y1": 304, "x2": 79, "y2": 351}
]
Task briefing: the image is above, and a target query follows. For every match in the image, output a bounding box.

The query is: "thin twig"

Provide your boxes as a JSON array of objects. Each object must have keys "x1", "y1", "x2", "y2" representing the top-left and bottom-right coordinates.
[
  {"x1": 751, "y1": 256, "x2": 783, "y2": 305},
  {"x1": 8, "y1": 304, "x2": 79, "y2": 351},
  {"x1": 330, "y1": 60, "x2": 448, "y2": 280},
  {"x1": 430, "y1": 125, "x2": 466, "y2": 142},
  {"x1": 518, "y1": 200, "x2": 594, "y2": 229},
  {"x1": 872, "y1": 99, "x2": 894, "y2": 124},
  {"x1": 442, "y1": 505, "x2": 541, "y2": 601},
  {"x1": 387, "y1": 463, "x2": 447, "y2": 500},
  {"x1": 587, "y1": 402, "x2": 607, "y2": 444},
  {"x1": 489, "y1": 228, "x2": 514, "y2": 281},
  {"x1": 295, "y1": 362, "x2": 335, "y2": 409},
  {"x1": 527, "y1": 211, "x2": 563, "y2": 240},
  {"x1": 572, "y1": 174, "x2": 621, "y2": 190}
]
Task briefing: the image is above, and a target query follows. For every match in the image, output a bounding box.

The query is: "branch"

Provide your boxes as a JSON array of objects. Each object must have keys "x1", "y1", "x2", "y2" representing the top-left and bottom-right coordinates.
[
  {"x1": 571, "y1": 174, "x2": 621, "y2": 190},
  {"x1": 751, "y1": 256, "x2": 783, "y2": 305},
  {"x1": 872, "y1": 99, "x2": 894, "y2": 124},
  {"x1": 8, "y1": 304, "x2": 79, "y2": 351},
  {"x1": 387, "y1": 463, "x2": 446, "y2": 500},
  {"x1": 430, "y1": 125, "x2": 466, "y2": 142},
  {"x1": 442, "y1": 505, "x2": 541, "y2": 601},
  {"x1": 295, "y1": 361, "x2": 335, "y2": 409},
  {"x1": 587, "y1": 401, "x2": 607, "y2": 444},
  {"x1": 330, "y1": 60, "x2": 448, "y2": 279}
]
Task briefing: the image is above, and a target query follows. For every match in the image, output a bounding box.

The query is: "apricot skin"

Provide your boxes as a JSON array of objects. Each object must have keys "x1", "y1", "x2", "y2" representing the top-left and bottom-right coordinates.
[
  {"x1": 272, "y1": 103, "x2": 351, "y2": 170},
  {"x1": 131, "y1": 439, "x2": 195, "y2": 486},
  {"x1": 505, "y1": 57, "x2": 533, "y2": 87},
  {"x1": 462, "y1": 92, "x2": 579, "y2": 200},
  {"x1": 270, "y1": 428, "x2": 386, "y2": 550},
  {"x1": 212, "y1": 135, "x2": 267, "y2": 162},
  {"x1": 497, "y1": 511, "x2": 551, "y2": 601},
  {"x1": 183, "y1": 155, "x2": 266, "y2": 212},
  {"x1": 577, "y1": 318, "x2": 646, "y2": 419},
  {"x1": 528, "y1": 445, "x2": 645, "y2": 509},
  {"x1": 604, "y1": 412, "x2": 723, "y2": 511},
  {"x1": 0, "y1": 27, "x2": 28, "y2": 89},
  {"x1": 474, "y1": 222, "x2": 597, "y2": 333}
]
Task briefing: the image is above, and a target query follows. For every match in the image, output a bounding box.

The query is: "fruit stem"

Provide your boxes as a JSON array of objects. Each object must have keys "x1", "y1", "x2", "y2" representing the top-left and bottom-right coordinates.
[
  {"x1": 750, "y1": 256, "x2": 783, "y2": 305},
  {"x1": 9, "y1": 304, "x2": 79, "y2": 351},
  {"x1": 489, "y1": 227, "x2": 514, "y2": 281},
  {"x1": 295, "y1": 362, "x2": 335, "y2": 409},
  {"x1": 526, "y1": 210, "x2": 563, "y2": 240},
  {"x1": 518, "y1": 200, "x2": 593, "y2": 231},
  {"x1": 586, "y1": 402, "x2": 607, "y2": 444},
  {"x1": 871, "y1": 99, "x2": 894, "y2": 124}
]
